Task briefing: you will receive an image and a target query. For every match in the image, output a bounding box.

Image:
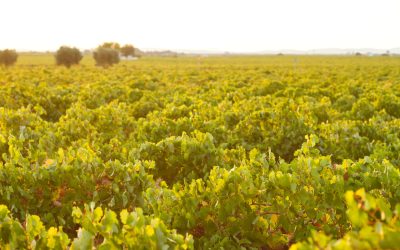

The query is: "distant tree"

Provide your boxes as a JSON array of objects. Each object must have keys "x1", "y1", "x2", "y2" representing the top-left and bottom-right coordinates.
[
  {"x1": 355, "y1": 52, "x2": 362, "y2": 56},
  {"x1": 100, "y1": 42, "x2": 121, "y2": 50},
  {"x1": 121, "y1": 44, "x2": 135, "y2": 57},
  {"x1": 93, "y1": 47, "x2": 120, "y2": 67},
  {"x1": 381, "y1": 50, "x2": 390, "y2": 57},
  {"x1": 0, "y1": 49, "x2": 18, "y2": 67},
  {"x1": 55, "y1": 46, "x2": 83, "y2": 68}
]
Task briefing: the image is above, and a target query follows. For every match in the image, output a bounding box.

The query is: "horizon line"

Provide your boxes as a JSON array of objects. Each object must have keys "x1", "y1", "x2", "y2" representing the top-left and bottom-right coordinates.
[{"x1": 10, "y1": 47, "x2": 400, "y2": 55}]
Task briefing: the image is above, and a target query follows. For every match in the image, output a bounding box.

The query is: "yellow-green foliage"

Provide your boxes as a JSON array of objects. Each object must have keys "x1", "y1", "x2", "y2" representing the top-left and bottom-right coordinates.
[{"x1": 0, "y1": 55, "x2": 400, "y2": 249}]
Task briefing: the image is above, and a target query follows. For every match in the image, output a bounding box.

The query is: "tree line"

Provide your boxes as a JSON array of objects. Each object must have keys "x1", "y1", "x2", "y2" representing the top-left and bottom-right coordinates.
[{"x1": 0, "y1": 43, "x2": 137, "y2": 67}]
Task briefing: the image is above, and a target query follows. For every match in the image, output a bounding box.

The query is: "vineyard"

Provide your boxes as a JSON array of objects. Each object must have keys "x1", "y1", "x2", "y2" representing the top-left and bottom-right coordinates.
[{"x1": 1, "y1": 55, "x2": 400, "y2": 249}]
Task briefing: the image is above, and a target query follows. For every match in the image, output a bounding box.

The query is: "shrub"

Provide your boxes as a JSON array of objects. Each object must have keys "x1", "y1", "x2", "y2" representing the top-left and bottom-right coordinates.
[
  {"x1": 93, "y1": 47, "x2": 120, "y2": 67},
  {"x1": 333, "y1": 94, "x2": 356, "y2": 112},
  {"x1": 351, "y1": 98, "x2": 375, "y2": 120},
  {"x1": 121, "y1": 44, "x2": 135, "y2": 57},
  {"x1": 378, "y1": 94, "x2": 400, "y2": 118},
  {"x1": 55, "y1": 46, "x2": 83, "y2": 68},
  {"x1": 0, "y1": 49, "x2": 18, "y2": 67},
  {"x1": 100, "y1": 42, "x2": 120, "y2": 50}
]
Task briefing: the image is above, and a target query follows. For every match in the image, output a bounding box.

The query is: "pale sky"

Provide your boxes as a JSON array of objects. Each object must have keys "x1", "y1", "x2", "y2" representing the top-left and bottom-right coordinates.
[{"x1": 0, "y1": 0, "x2": 399, "y2": 52}]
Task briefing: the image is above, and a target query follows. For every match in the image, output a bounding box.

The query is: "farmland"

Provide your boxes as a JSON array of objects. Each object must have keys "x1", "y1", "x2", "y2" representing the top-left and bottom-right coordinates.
[{"x1": 1, "y1": 55, "x2": 400, "y2": 249}]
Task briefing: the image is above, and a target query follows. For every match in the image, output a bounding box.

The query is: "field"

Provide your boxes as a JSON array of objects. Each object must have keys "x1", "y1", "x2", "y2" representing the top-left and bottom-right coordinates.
[{"x1": 1, "y1": 54, "x2": 400, "y2": 249}]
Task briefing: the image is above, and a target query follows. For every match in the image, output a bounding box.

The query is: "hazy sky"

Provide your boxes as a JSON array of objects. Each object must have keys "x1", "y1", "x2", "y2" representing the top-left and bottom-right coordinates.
[{"x1": 1, "y1": 0, "x2": 399, "y2": 52}]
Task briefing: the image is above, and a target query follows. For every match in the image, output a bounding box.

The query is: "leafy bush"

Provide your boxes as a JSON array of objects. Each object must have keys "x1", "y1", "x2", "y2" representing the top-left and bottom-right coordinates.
[
  {"x1": 291, "y1": 189, "x2": 400, "y2": 250},
  {"x1": 99, "y1": 42, "x2": 120, "y2": 50},
  {"x1": 131, "y1": 131, "x2": 222, "y2": 183},
  {"x1": 378, "y1": 94, "x2": 400, "y2": 118},
  {"x1": 121, "y1": 44, "x2": 135, "y2": 57},
  {"x1": 93, "y1": 47, "x2": 120, "y2": 67},
  {"x1": 55, "y1": 46, "x2": 83, "y2": 68},
  {"x1": 0, "y1": 49, "x2": 18, "y2": 66},
  {"x1": 333, "y1": 94, "x2": 356, "y2": 112},
  {"x1": 351, "y1": 98, "x2": 375, "y2": 120},
  {"x1": 0, "y1": 204, "x2": 193, "y2": 249}
]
